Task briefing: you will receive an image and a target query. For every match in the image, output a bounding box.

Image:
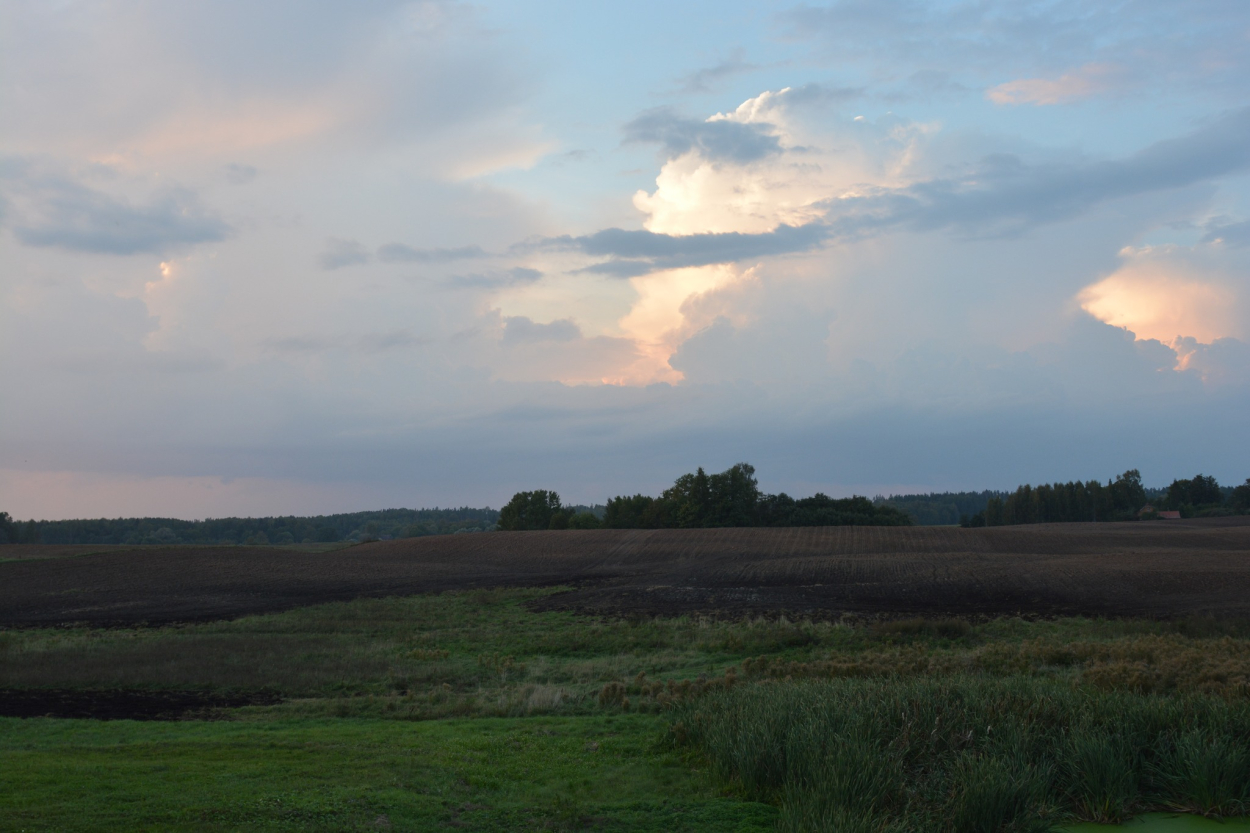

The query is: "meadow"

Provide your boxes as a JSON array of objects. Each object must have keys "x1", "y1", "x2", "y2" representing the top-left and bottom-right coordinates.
[{"x1": 3, "y1": 584, "x2": 1250, "y2": 830}]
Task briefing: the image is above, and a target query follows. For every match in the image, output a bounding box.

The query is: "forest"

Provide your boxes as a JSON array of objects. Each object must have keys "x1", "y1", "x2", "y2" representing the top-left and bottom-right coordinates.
[
  {"x1": 0, "y1": 507, "x2": 500, "y2": 546},
  {"x1": 960, "y1": 471, "x2": 1250, "y2": 527}
]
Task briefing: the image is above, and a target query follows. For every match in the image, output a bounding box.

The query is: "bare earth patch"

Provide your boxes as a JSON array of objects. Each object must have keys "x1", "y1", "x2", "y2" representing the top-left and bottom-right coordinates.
[{"x1": 2, "y1": 518, "x2": 1249, "y2": 626}]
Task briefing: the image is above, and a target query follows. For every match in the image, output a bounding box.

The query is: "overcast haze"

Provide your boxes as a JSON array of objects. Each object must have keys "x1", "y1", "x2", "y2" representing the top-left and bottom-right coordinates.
[{"x1": 2, "y1": 1, "x2": 1249, "y2": 520}]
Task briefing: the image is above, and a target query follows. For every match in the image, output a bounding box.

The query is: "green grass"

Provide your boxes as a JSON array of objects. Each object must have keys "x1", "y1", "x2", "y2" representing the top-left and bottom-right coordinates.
[
  {"x1": 0, "y1": 714, "x2": 775, "y2": 832},
  {"x1": 672, "y1": 677, "x2": 1250, "y2": 832},
  {"x1": 3, "y1": 588, "x2": 1250, "y2": 830}
]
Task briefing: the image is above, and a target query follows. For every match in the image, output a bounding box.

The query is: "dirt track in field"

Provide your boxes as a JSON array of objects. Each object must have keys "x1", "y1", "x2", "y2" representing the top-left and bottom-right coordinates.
[{"x1": 2, "y1": 518, "x2": 1249, "y2": 626}]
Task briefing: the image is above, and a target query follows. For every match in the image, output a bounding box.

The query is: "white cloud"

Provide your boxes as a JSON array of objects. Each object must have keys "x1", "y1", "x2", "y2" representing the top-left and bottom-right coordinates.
[{"x1": 631, "y1": 88, "x2": 930, "y2": 236}]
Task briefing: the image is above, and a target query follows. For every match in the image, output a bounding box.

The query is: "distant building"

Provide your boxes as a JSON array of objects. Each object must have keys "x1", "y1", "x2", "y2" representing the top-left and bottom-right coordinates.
[{"x1": 1138, "y1": 504, "x2": 1181, "y2": 520}]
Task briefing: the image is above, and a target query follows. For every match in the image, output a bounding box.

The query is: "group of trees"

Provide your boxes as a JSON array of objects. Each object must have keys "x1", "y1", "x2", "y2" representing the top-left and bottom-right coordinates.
[
  {"x1": 1163, "y1": 475, "x2": 1225, "y2": 511},
  {"x1": 0, "y1": 507, "x2": 500, "y2": 546},
  {"x1": 957, "y1": 471, "x2": 1250, "y2": 527},
  {"x1": 496, "y1": 491, "x2": 603, "y2": 531},
  {"x1": 0, "y1": 512, "x2": 40, "y2": 544},
  {"x1": 874, "y1": 491, "x2": 1007, "y2": 526},
  {"x1": 498, "y1": 463, "x2": 912, "y2": 531}
]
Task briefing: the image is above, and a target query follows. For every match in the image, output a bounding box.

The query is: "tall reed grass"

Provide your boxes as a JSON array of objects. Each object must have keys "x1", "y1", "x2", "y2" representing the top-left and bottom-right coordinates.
[{"x1": 671, "y1": 676, "x2": 1250, "y2": 831}]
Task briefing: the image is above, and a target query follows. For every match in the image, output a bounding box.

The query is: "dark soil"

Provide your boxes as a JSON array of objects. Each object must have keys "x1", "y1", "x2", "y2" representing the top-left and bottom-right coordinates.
[
  {"x1": 2, "y1": 518, "x2": 1249, "y2": 626},
  {"x1": 0, "y1": 688, "x2": 282, "y2": 720}
]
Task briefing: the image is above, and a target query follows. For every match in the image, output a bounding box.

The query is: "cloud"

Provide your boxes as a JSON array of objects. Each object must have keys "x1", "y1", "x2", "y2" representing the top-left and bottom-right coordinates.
[
  {"x1": 223, "y1": 163, "x2": 258, "y2": 184},
  {"x1": 781, "y1": 0, "x2": 1250, "y2": 96},
  {"x1": 674, "y1": 48, "x2": 761, "y2": 94},
  {"x1": 263, "y1": 330, "x2": 430, "y2": 354},
  {"x1": 627, "y1": 88, "x2": 929, "y2": 236},
  {"x1": 449, "y1": 266, "x2": 543, "y2": 289},
  {"x1": 0, "y1": 2, "x2": 549, "y2": 180},
  {"x1": 318, "y1": 238, "x2": 370, "y2": 270},
  {"x1": 623, "y1": 107, "x2": 782, "y2": 164},
  {"x1": 987, "y1": 63, "x2": 1122, "y2": 105},
  {"x1": 3, "y1": 165, "x2": 229, "y2": 255},
  {"x1": 824, "y1": 106, "x2": 1250, "y2": 237},
  {"x1": 575, "y1": 260, "x2": 657, "y2": 279},
  {"x1": 1171, "y1": 337, "x2": 1250, "y2": 385},
  {"x1": 1076, "y1": 245, "x2": 1245, "y2": 345},
  {"x1": 535, "y1": 223, "x2": 827, "y2": 275},
  {"x1": 501, "y1": 316, "x2": 580, "y2": 345},
  {"x1": 1203, "y1": 219, "x2": 1250, "y2": 247},
  {"x1": 377, "y1": 243, "x2": 487, "y2": 263}
]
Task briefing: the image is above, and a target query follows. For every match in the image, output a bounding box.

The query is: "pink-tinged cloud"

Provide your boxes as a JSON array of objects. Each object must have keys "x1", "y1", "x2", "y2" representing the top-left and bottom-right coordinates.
[
  {"x1": 1076, "y1": 247, "x2": 1244, "y2": 346},
  {"x1": 987, "y1": 63, "x2": 1120, "y2": 106}
]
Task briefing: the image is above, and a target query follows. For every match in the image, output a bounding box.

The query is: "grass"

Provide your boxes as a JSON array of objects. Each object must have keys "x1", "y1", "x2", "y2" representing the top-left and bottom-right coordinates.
[
  {"x1": 0, "y1": 713, "x2": 775, "y2": 832},
  {"x1": 3, "y1": 588, "x2": 1250, "y2": 830},
  {"x1": 671, "y1": 677, "x2": 1250, "y2": 831}
]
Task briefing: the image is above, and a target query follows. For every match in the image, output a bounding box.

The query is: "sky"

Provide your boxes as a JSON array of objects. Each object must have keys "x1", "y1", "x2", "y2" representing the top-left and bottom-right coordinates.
[{"x1": 2, "y1": 0, "x2": 1250, "y2": 520}]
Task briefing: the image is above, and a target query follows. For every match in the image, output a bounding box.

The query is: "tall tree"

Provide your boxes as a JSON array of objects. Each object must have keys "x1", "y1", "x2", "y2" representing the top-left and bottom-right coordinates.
[{"x1": 498, "y1": 490, "x2": 563, "y2": 531}]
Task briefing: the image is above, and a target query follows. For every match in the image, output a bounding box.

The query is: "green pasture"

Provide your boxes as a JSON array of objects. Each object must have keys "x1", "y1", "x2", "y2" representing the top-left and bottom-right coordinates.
[
  {"x1": 2, "y1": 587, "x2": 1249, "y2": 830},
  {"x1": 0, "y1": 714, "x2": 773, "y2": 832}
]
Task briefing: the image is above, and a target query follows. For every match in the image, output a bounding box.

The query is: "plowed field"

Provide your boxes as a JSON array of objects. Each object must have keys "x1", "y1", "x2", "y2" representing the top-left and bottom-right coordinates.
[{"x1": 3, "y1": 518, "x2": 1249, "y2": 626}]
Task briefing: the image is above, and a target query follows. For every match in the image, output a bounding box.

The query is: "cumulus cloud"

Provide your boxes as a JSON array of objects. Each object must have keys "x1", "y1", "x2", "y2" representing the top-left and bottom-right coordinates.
[
  {"x1": 628, "y1": 88, "x2": 931, "y2": 235},
  {"x1": 1077, "y1": 244, "x2": 1246, "y2": 345},
  {"x1": 1171, "y1": 337, "x2": 1250, "y2": 385}
]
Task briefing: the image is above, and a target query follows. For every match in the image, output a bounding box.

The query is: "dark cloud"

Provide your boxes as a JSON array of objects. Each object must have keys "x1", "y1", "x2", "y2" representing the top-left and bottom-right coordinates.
[
  {"x1": 377, "y1": 243, "x2": 487, "y2": 263},
  {"x1": 623, "y1": 107, "x2": 781, "y2": 163},
  {"x1": 501, "y1": 316, "x2": 580, "y2": 345},
  {"x1": 674, "y1": 48, "x2": 760, "y2": 94},
  {"x1": 825, "y1": 106, "x2": 1250, "y2": 238},
  {"x1": 575, "y1": 260, "x2": 657, "y2": 279},
  {"x1": 5, "y1": 170, "x2": 229, "y2": 256},
  {"x1": 318, "y1": 238, "x2": 371, "y2": 270},
  {"x1": 535, "y1": 223, "x2": 828, "y2": 275}
]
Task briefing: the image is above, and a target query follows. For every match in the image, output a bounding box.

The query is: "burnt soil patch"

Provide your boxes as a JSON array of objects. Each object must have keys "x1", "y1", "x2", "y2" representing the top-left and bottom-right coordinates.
[{"x1": 0, "y1": 688, "x2": 282, "y2": 720}]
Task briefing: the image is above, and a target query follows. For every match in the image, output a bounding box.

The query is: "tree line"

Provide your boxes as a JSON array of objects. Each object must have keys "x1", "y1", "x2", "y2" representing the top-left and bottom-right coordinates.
[
  {"x1": 0, "y1": 507, "x2": 500, "y2": 546},
  {"x1": 5, "y1": 468, "x2": 1248, "y2": 544},
  {"x1": 874, "y1": 491, "x2": 1008, "y2": 526},
  {"x1": 497, "y1": 463, "x2": 912, "y2": 531},
  {"x1": 959, "y1": 471, "x2": 1250, "y2": 527}
]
